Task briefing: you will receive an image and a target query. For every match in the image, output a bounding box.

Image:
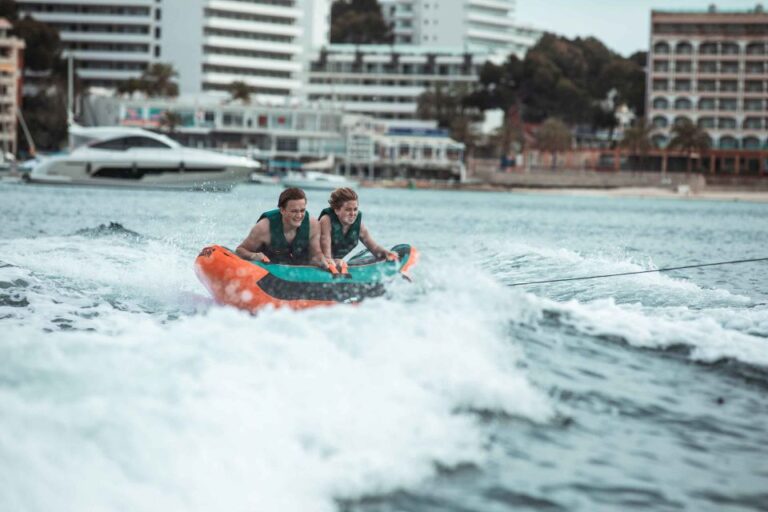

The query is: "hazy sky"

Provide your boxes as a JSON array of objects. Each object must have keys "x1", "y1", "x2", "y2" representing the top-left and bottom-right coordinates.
[{"x1": 516, "y1": 0, "x2": 763, "y2": 56}]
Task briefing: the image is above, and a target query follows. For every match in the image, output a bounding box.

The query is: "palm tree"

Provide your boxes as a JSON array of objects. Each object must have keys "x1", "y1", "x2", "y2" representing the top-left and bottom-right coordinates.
[
  {"x1": 668, "y1": 118, "x2": 710, "y2": 173},
  {"x1": 228, "y1": 81, "x2": 251, "y2": 104},
  {"x1": 620, "y1": 118, "x2": 653, "y2": 170},
  {"x1": 159, "y1": 111, "x2": 182, "y2": 133},
  {"x1": 536, "y1": 118, "x2": 572, "y2": 170},
  {"x1": 140, "y1": 63, "x2": 179, "y2": 97}
]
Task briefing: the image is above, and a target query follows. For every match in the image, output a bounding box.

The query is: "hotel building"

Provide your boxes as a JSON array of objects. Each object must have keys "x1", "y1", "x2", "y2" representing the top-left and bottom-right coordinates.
[
  {"x1": 647, "y1": 7, "x2": 768, "y2": 151},
  {"x1": 17, "y1": 0, "x2": 328, "y2": 98},
  {"x1": 379, "y1": 0, "x2": 541, "y2": 58},
  {"x1": 0, "y1": 18, "x2": 25, "y2": 157},
  {"x1": 306, "y1": 44, "x2": 492, "y2": 120},
  {"x1": 17, "y1": 0, "x2": 159, "y2": 89}
]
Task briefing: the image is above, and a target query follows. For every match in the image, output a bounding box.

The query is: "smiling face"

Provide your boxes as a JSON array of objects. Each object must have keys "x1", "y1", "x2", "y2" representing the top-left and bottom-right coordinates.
[
  {"x1": 334, "y1": 200, "x2": 359, "y2": 227},
  {"x1": 280, "y1": 198, "x2": 307, "y2": 229}
]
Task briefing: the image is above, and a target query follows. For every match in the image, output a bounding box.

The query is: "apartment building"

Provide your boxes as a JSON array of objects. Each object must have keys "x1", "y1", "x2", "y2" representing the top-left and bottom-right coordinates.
[
  {"x1": 647, "y1": 7, "x2": 768, "y2": 151},
  {"x1": 17, "y1": 0, "x2": 159, "y2": 89},
  {"x1": 0, "y1": 18, "x2": 25, "y2": 157},
  {"x1": 306, "y1": 44, "x2": 490, "y2": 120},
  {"x1": 379, "y1": 0, "x2": 541, "y2": 58},
  {"x1": 17, "y1": 0, "x2": 328, "y2": 98}
]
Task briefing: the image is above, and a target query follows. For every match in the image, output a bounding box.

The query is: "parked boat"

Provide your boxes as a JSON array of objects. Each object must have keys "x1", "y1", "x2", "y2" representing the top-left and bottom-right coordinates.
[
  {"x1": 27, "y1": 127, "x2": 258, "y2": 191},
  {"x1": 281, "y1": 170, "x2": 357, "y2": 190}
]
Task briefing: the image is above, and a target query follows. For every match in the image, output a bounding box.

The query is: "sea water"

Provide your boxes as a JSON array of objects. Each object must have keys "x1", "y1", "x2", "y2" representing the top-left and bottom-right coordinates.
[{"x1": 1, "y1": 183, "x2": 766, "y2": 512}]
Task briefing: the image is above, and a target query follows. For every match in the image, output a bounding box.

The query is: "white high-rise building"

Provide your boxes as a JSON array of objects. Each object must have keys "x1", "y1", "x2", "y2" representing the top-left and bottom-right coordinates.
[
  {"x1": 379, "y1": 0, "x2": 541, "y2": 58},
  {"x1": 17, "y1": 0, "x2": 330, "y2": 98},
  {"x1": 17, "y1": 0, "x2": 159, "y2": 89}
]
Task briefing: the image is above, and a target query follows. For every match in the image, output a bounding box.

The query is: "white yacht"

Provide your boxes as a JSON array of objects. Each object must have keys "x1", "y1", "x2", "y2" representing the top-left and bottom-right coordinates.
[
  {"x1": 281, "y1": 170, "x2": 358, "y2": 190},
  {"x1": 27, "y1": 127, "x2": 258, "y2": 191}
]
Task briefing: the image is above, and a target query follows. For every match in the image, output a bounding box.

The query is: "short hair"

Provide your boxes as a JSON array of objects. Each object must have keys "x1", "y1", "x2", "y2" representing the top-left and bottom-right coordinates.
[
  {"x1": 278, "y1": 187, "x2": 306, "y2": 208},
  {"x1": 328, "y1": 187, "x2": 358, "y2": 210}
]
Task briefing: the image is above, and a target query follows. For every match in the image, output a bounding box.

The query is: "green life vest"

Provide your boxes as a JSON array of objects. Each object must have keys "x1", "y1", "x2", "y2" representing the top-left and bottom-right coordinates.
[
  {"x1": 319, "y1": 207, "x2": 362, "y2": 259},
  {"x1": 257, "y1": 209, "x2": 310, "y2": 264}
]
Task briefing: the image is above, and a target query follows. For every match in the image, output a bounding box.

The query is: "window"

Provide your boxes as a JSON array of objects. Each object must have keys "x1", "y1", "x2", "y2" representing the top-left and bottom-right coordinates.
[
  {"x1": 653, "y1": 42, "x2": 670, "y2": 54},
  {"x1": 652, "y1": 116, "x2": 668, "y2": 128},
  {"x1": 674, "y1": 98, "x2": 692, "y2": 110},
  {"x1": 91, "y1": 138, "x2": 128, "y2": 150},
  {"x1": 276, "y1": 137, "x2": 297, "y2": 151},
  {"x1": 652, "y1": 97, "x2": 669, "y2": 109},
  {"x1": 125, "y1": 136, "x2": 170, "y2": 149},
  {"x1": 718, "y1": 117, "x2": 737, "y2": 129},
  {"x1": 697, "y1": 117, "x2": 715, "y2": 129},
  {"x1": 719, "y1": 98, "x2": 738, "y2": 111},
  {"x1": 744, "y1": 117, "x2": 763, "y2": 129},
  {"x1": 719, "y1": 136, "x2": 738, "y2": 149}
]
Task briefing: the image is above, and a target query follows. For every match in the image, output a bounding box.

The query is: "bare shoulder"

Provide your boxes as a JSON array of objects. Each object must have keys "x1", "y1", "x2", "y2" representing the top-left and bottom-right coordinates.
[{"x1": 318, "y1": 215, "x2": 331, "y2": 228}]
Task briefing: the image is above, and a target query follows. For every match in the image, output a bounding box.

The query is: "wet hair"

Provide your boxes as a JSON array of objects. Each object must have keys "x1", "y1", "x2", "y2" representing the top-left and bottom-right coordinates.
[
  {"x1": 278, "y1": 187, "x2": 306, "y2": 208},
  {"x1": 328, "y1": 187, "x2": 358, "y2": 210}
]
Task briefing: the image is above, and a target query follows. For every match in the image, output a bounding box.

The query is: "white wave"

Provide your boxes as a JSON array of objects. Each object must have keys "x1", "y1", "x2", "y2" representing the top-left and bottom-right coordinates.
[
  {"x1": 533, "y1": 295, "x2": 768, "y2": 367},
  {"x1": 0, "y1": 268, "x2": 552, "y2": 512}
]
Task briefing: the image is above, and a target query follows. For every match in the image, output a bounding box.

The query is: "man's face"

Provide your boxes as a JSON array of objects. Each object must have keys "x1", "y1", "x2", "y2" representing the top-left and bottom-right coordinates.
[
  {"x1": 281, "y1": 198, "x2": 306, "y2": 228},
  {"x1": 334, "y1": 200, "x2": 359, "y2": 226}
]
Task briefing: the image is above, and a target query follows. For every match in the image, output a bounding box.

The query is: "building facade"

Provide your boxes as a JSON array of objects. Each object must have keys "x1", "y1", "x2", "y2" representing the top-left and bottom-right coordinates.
[
  {"x1": 379, "y1": 0, "x2": 541, "y2": 58},
  {"x1": 306, "y1": 44, "x2": 490, "y2": 120},
  {"x1": 647, "y1": 7, "x2": 768, "y2": 151},
  {"x1": 83, "y1": 94, "x2": 464, "y2": 179},
  {"x1": 17, "y1": 0, "x2": 328, "y2": 98},
  {"x1": 0, "y1": 18, "x2": 25, "y2": 157},
  {"x1": 17, "y1": 0, "x2": 159, "y2": 89}
]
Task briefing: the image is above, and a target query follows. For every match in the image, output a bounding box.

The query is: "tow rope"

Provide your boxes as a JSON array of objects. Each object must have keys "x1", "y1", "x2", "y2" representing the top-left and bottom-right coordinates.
[{"x1": 508, "y1": 257, "x2": 768, "y2": 287}]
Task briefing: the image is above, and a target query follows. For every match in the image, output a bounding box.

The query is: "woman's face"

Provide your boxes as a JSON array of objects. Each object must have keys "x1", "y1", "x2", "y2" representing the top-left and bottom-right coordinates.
[{"x1": 334, "y1": 200, "x2": 359, "y2": 226}]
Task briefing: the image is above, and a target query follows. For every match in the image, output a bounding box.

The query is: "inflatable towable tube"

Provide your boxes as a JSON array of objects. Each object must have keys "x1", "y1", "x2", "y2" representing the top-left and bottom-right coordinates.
[{"x1": 195, "y1": 244, "x2": 418, "y2": 311}]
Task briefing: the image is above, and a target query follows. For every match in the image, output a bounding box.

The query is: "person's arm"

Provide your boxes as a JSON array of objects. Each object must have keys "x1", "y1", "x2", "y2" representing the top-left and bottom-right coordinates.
[
  {"x1": 359, "y1": 223, "x2": 397, "y2": 261},
  {"x1": 319, "y1": 215, "x2": 333, "y2": 261},
  {"x1": 235, "y1": 219, "x2": 270, "y2": 262},
  {"x1": 308, "y1": 217, "x2": 329, "y2": 267}
]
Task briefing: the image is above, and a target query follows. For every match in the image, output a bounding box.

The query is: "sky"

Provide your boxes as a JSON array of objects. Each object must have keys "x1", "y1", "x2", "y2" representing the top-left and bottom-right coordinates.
[{"x1": 516, "y1": 0, "x2": 764, "y2": 56}]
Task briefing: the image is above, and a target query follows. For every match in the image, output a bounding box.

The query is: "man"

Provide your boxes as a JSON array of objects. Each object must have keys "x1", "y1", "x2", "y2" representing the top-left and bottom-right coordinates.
[{"x1": 236, "y1": 187, "x2": 326, "y2": 267}]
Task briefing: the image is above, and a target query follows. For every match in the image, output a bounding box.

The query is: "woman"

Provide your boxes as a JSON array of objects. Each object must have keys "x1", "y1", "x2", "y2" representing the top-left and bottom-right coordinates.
[{"x1": 319, "y1": 187, "x2": 397, "y2": 272}]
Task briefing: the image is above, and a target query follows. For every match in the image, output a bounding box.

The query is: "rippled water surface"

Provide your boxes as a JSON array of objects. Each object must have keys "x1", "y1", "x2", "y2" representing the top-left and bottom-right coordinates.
[{"x1": 1, "y1": 183, "x2": 767, "y2": 512}]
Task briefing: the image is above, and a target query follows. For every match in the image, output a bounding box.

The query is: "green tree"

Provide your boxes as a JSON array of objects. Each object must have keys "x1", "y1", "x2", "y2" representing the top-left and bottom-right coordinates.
[
  {"x1": 417, "y1": 84, "x2": 482, "y2": 148},
  {"x1": 0, "y1": 0, "x2": 18, "y2": 20},
  {"x1": 12, "y1": 15, "x2": 61, "y2": 71},
  {"x1": 140, "y1": 63, "x2": 179, "y2": 97},
  {"x1": 536, "y1": 118, "x2": 572, "y2": 170},
  {"x1": 229, "y1": 81, "x2": 251, "y2": 104},
  {"x1": 668, "y1": 118, "x2": 711, "y2": 173},
  {"x1": 330, "y1": 0, "x2": 392, "y2": 44},
  {"x1": 19, "y1": 91, "x2": 68, "y2": 153},
  {"x1": 620, "y1": 118, "x2": 653, "y2": 170},
  {"x1": 159, "y1": 111, "x2": 182, "y2": 133}
]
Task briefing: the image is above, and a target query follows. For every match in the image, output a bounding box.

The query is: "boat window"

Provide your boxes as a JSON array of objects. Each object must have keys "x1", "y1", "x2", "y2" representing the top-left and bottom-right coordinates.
[
  {"x1": 124, "y1": 136, "x2": 171, "y2": 149},
  {"x1": 91, "y1": 138, "x2": 128, "y2": 150}
]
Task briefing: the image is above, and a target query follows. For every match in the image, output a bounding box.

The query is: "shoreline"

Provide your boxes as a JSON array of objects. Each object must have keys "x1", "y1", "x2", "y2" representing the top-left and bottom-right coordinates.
[{"x1": 361, "y1": 179, "x2": 768, "y2": 203}]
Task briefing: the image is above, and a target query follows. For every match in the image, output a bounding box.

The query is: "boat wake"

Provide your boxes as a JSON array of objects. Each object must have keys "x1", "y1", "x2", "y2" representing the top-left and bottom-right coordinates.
[{"x1": 0, "y1": 225, "x2": 554, "y2": 512}]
